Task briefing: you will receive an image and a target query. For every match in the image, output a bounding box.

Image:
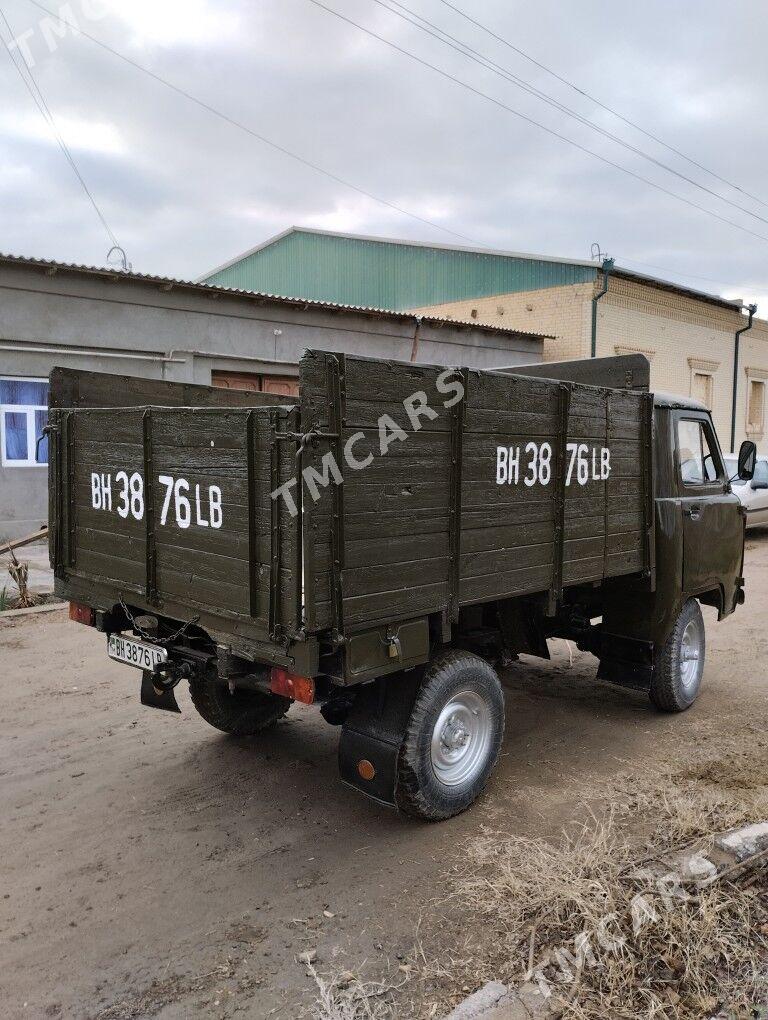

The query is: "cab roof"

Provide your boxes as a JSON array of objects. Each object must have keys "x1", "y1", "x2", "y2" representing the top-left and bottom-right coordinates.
[{"x1": 652, "y1": 391, "x2": 708, "y2": 411}]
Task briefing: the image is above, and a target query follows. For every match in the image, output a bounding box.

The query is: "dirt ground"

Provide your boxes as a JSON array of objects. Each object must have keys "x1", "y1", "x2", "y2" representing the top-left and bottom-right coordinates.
[{"x1": 2, "y1": 531, "x2": 768, "y2": 1020}]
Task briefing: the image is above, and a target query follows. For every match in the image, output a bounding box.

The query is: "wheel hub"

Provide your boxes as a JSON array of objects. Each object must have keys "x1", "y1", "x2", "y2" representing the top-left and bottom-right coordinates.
[
  {"x1": 679, "y1": 618, "x2": 703, "y2": 693},
  {"x1": 430, "y1": 690, "x2": 493, "y2": 787}
]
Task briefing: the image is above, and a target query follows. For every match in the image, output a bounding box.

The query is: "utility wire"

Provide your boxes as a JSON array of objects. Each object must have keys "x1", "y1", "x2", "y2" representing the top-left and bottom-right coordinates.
[
  {"x1": 21, "y1": 0, "x2": 474, "y2": 244},
  {"x1": 0, "y1": 6, "x2": 120, "y2": 250},
  {"x1": 371, "y1": 0, "x2": 768, "y2": 229},
  {"x1": 436, "y1": 0, "x2": 768, "y2": 212},
  {"x1": 306, "y1": 0, "x2": 768, "y2": 246}
]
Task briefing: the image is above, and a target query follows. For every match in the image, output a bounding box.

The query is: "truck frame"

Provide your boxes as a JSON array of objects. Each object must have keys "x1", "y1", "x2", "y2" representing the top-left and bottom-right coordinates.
[{"x1": 49, "y1": 351, "x2": 756, "y2": 819}]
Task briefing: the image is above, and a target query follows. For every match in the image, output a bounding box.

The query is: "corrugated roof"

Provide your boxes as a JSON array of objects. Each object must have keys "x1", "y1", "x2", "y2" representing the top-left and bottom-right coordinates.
[
  {"x1": 204, "y1": 227, "x2": 745, "y2": 314},
  {"x1": 0, "y1": 251, "x2": 551, "y2": 340}
]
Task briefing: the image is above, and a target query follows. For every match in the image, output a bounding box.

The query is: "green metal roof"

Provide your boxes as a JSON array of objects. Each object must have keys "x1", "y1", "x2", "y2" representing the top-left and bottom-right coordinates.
[{"x1": 202, "y1": 228, "x2": 599, "y2": 311}]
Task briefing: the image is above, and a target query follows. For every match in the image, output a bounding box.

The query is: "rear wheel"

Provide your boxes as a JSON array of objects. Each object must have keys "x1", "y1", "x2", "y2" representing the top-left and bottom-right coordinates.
[
  {"x1": 395, "y1": 650, "x2": 504, "y2": 821},
  {"x1": 189, "y1": 680, "x2": 291, "y2": 736},
  {"x1": 650, "y1": 598, "x2": 705, "y2": 712}
]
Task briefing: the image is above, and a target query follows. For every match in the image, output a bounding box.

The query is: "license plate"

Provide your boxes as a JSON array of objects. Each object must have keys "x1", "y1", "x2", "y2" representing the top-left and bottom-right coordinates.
[{"x1": 108, "y1": 634, "x2": 168, "y2": 671}]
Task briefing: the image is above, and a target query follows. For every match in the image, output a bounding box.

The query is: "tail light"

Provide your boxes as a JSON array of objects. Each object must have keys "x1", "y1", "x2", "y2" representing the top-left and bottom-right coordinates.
[
  {"x1": 69, "y1": 602, "x2": 95, "y2": 627},
  {"x1": 269, "y1": 668, "x2": 315, "y2": 705}
]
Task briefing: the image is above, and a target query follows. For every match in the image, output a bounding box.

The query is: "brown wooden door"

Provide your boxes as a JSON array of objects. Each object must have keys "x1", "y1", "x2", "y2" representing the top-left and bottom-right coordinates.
[
  {"x1": 263, "y1": 376, "x2": 300, "y2": 397},
  {"x1": 211, "y1": 371, "x2": 262, "y2": 392}
]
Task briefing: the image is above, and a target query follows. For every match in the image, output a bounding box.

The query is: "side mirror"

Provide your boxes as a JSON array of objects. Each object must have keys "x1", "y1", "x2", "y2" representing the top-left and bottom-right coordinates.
[{"x1": 737, "y1": 440, "x2": 757, "y2": 481}]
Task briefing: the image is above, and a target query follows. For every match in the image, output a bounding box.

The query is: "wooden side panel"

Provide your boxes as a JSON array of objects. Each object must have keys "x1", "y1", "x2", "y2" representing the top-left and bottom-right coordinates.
[
  {"x1": 301, "y1": 351, "x2": 456, "y2": 629},
  {"x1": 300, "y1": 351, "x2": 650, "y2": 634},
  {"x1": 461, "y1": 372, "x2": 560, "y2": 604}
]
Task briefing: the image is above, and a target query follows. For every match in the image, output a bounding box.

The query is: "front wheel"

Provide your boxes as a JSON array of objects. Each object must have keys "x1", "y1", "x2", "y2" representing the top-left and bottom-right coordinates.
[
  {"x1": 650, "y1": 598, "x2": 706, "y2": 712},
  {"x1": 395, "y1": 650, "x2": 505, "y2": 821}
]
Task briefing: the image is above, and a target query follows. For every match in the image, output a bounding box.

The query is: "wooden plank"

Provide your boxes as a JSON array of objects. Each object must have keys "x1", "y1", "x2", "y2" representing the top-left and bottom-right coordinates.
[
  {"x1": 0, "y1": 527, "x2": 48, "y2": 556},
  {"x1": 50, "y1": 367, "x2": 293, "y2": 410},
  {"x1": 461, "y1": 543, "x2": 553, "y2": 579}
]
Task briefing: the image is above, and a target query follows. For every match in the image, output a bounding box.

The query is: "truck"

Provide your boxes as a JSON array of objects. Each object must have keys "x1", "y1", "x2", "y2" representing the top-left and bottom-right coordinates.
[{"x1": 47, "y1": 350, "x2": 757, "y2": 820}]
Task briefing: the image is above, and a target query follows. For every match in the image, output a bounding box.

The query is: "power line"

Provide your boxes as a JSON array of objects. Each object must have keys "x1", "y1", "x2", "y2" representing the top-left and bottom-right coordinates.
[
  {"x1": 370, "y1": 0, "x2": 768, "y2": 229},
  {"x1": 0, "y1": 6, "x2": 120, "y2": 250},
  {"x1": 21, "y1": 0, "x2": 475, "y2": 245},
  {"x1": 305, "y1": 0, "x2": 768, "y2": 246},
  {"x1": 436, "y1": 0, "x2": 768, "y2": 212}
]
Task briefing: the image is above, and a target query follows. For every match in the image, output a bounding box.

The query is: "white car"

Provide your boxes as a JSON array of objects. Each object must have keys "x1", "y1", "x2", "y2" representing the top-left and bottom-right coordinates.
[{"x1": 725, "y1": 453, "x2": 768, "y2": 527}]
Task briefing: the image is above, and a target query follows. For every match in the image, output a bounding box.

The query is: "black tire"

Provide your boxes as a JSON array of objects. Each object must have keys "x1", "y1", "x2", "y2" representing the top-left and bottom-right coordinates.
[
  {"x1": 395, "y1": 650, "x2": 505, "y2": 821},
  {"x1": 189, "y1": 680, "x2": 291, "y2": 736},
  {"x1": 650, "y1": 598, "x2": 706, "y2": 712}
]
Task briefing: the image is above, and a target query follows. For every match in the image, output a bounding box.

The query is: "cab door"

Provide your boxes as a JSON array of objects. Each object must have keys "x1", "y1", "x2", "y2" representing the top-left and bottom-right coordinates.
[{"x1": 675, "y1": 413, "x2": 743, "y2": 598}]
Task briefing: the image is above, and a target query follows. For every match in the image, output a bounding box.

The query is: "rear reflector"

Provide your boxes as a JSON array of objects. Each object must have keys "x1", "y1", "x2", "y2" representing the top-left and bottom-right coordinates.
[
  {"x1": 269, "y1": 668, "x2": 315, "y2": 705},
  {"x1": 69, "y1": 602, "x2": 95, "y2": 627}
]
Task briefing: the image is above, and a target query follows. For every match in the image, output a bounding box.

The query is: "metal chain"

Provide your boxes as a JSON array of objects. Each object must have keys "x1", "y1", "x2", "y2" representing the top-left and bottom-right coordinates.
[{"x1": 119, "y1": 599, "x2": 200, "y2": 646}]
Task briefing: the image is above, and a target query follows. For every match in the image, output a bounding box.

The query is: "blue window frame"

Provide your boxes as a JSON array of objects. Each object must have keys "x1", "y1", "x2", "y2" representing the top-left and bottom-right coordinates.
[{"x1": 0, "y1": 378, "x2": 49, "y2": 467}]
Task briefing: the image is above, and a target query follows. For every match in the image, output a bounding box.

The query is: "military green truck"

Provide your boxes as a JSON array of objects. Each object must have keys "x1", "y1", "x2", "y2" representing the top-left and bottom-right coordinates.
[{"x1": 48, "y1": 351, "x2": 756, "y2": 820}]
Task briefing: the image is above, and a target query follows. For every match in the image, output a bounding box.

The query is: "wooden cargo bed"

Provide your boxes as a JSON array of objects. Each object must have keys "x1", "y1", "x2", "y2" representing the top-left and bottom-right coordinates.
[{"x1": 49, "y1": 353, "x2": 653, "y2": 669}]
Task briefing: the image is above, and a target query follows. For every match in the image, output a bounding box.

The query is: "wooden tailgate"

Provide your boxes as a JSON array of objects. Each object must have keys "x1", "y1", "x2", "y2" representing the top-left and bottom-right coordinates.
[{"x1": 49, "y1": 404, "x2": 301, "y2": 640}]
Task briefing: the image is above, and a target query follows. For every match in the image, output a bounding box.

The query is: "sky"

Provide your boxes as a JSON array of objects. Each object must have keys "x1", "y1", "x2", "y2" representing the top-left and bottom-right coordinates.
[{"x1": 1, "y1": 0, "x2": 767, "y2": 308}]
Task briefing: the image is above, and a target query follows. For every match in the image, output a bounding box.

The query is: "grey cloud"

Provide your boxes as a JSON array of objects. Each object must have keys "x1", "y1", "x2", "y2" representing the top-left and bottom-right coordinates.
[{"x1": 0, "y1": 0, "x2": 767, "y2": 302}]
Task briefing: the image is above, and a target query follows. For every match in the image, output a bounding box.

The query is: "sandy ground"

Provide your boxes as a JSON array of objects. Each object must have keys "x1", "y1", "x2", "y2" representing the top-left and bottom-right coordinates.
[{"x1": 1, "y1": 531, "x2": 767, "y2": 1020}]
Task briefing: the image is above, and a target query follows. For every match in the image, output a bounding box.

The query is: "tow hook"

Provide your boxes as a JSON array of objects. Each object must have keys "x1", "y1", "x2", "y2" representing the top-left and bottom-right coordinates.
[
  {"x1": 151, "y1": 660, "x2": 192, "y2": 694},
  {"x1": 140, "y1": 661, "x2": 192, "y2": 715}
]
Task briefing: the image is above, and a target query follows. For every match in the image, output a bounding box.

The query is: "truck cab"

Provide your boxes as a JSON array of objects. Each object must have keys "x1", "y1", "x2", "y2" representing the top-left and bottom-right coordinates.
[{"x1": 656, "y1": 392, "x2": 746, "y2": 616}]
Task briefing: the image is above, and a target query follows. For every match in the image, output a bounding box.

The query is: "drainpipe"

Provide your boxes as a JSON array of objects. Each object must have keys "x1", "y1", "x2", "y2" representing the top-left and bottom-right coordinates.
[
  {"x1": 590, "y1": 258, "x2": 614, "y2": 358},
  {"x1": 730, "y1": 302, "x2": 757, "y2": 454},
  {"x1": 410, "y1": 315, "x2": 422, "y2": 362}
]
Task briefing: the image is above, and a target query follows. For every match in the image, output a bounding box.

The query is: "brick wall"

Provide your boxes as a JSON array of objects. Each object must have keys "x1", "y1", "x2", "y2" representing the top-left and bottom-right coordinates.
[
  {"x1": 594, "y1": 276, "x2": 742, "y2": 449},
  {"x1": 736, "y1": 319, "x2": 768, "y2": 454},
  {"x1": 411, "y1": 282, "x2": 594, "y2": 362}
]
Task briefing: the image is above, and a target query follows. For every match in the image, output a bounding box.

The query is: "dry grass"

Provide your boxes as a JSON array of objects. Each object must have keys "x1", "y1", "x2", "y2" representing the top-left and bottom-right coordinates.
[
  {"x1": 5, "y1": 550, "x2": 40, "y2": 610},
  {"x1": 401, "y1": 746, "x2": 768, "y2": 1020},
  {"x1": 306, "y1": 964, "x2": 399, "y2": 1020}
]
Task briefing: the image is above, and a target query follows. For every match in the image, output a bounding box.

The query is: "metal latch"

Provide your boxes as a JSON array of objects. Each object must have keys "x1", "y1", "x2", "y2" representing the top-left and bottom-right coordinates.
[{"x1": 36, "y1": 423, "x2": 57, "y2": 459}]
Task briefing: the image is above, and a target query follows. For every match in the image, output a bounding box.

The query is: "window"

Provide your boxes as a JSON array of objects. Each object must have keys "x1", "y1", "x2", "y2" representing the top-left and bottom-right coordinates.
[
  {"x1": 677, "y1": 418, "x2": 720, "y2": 485},
  {"x1": 0, "y1": 378, "x2": 49, "y2": 467},
  {"x1": 692, "y1": 372, "x2": 713, "y2": 410},
  {"x1": 748, "y1": 380, "x2": 765, "y2": 435}
]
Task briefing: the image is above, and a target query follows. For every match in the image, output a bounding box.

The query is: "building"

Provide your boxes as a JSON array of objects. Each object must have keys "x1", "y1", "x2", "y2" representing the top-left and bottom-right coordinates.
[
  {"x1": 0, "y1": 252, "x2": 543, "y2": 539},
  {"x1": 204, "y1": 228, "x2": 767, "y2": 457}
]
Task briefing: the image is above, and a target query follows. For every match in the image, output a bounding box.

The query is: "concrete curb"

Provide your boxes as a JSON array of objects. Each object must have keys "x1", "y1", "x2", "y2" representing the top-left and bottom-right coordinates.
[
  {"x1": 442, "y1": 982, "x2": 508, "y2": 1020},
  {"x1": 0, "y1": 601, "x2": 66, "y2": 621}
]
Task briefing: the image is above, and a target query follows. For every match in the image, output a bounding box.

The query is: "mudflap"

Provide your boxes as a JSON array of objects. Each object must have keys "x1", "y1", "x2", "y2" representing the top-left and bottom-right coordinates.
[
  {"x1": 140, "y1": 669, "x2": 181, "y2": 713},
  {"x1": 596, "y1": 632, "x2": 654, "y2": 692},
  {"x1": 338, "y1": 671, "x2": 422, "y2": 807}
]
